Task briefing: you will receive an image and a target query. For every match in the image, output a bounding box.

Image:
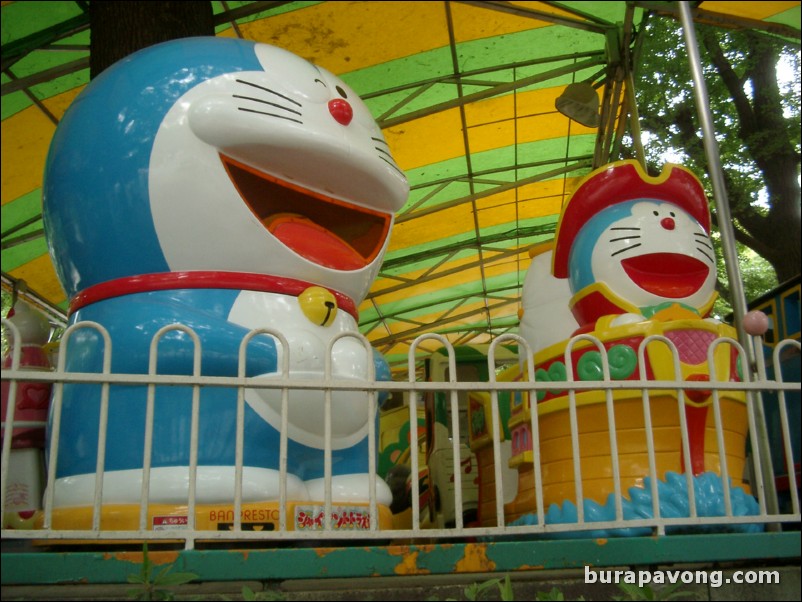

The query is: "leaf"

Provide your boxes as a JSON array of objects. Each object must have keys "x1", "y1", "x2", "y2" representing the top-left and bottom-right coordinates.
[
  {"x1": 464, "y1": 578, "x2": 502, "y2": 601},
  {"x1": 614, "y1": 582, "x2": 654, "y2": 600},
  {"x1": 653, "y1": 582, "x2": 698, "y2": 601},
  {"x1": 613, "y1": 582, "x2": 697, "y2": 601},
  {"x1": 153, "y1": 566, "x2": 173, "y2": 583},
  {"x1": 498, "y1": 575, "x2": 515, "y2": 601},
  {"x1": 139, "y1": 543, "x2": 153, "y2": 582},
  {"x1": 127, "y1": 588, "x2": 147, "y2": 601},
  {"x1": 242, "y1": 586, "x2": 258, "y2": 601},
  {"x1": 154, "y1": 571, "x2": 199, "y2": 587}
]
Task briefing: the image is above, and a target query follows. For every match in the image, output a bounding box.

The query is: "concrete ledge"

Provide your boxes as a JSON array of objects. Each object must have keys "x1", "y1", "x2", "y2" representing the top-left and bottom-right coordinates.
[{"x1": 2, "y1": 564, "x2": 799, "y2": 601}]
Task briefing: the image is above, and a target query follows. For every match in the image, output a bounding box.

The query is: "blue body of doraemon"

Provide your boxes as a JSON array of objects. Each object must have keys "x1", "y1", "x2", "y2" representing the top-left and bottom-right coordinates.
[{"x1": 42, "y1": 38, "x2": 408, "y2": 510}]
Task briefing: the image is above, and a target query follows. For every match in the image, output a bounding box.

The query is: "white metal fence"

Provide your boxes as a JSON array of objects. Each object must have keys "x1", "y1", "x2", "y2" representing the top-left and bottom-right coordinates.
[{"x1": 1, "y1": 318, "x2": 800, "y2": 550}]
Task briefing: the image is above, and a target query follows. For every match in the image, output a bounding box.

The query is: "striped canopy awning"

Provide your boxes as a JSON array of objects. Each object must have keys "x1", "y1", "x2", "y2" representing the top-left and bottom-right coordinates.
[{"x1": 2, "y1": 1, "x2": 800, "y2": 375}]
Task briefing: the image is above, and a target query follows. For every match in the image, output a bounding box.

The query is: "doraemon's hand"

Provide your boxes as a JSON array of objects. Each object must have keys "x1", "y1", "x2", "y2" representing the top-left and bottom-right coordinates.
[{"x1": 610, "y1": 313, "x2": 646, "y2": 327}]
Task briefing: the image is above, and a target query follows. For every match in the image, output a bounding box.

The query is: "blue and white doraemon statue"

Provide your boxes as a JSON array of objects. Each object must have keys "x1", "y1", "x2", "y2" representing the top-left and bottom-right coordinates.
[{"x1": 42, "y1": 38, "x2": 408, "y2": 523}]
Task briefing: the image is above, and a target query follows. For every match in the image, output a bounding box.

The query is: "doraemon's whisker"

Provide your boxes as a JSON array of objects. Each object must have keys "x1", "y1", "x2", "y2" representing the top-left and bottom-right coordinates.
[
  {"x1": 237, "y1": 108, "x2": 303, "y2": 124},
  {"x1": 611, "y1": 243, "x2": 642, "y2": 257},
  {"x1": 233, "y1": 95, "x2": 302, "y2": 116},
  {"x1": 610, "y1": 227, "x2": 641, "y2": 231},
  {"x1": 693, "y1": 232, "x2": 708, "y2": 238},
  {"x1": 609, "y1": 235, "x2": 641, "y2": 243},
  {"x1": 695, "y1": 239, "x2": 713, "y2": 251},
  {"x1": 696, "y1": 247, "x2": 715, "y2": 263},
  {"x1": 371, "y1": 137, "x2": 389, "y2": 147},
  {"x1": 379, "y1": 155, "x2": 405, "y2": 176},
  {"x1": 375, "y1": 146, "x2": 393, "y2": 159},
  {"x1": 235, "y1": 79, "x2": 303, "y2": 107}
]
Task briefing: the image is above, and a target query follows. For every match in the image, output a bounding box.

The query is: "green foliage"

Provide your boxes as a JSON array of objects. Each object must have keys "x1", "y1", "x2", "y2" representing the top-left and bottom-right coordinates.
[
  {"x1": 635, "y1": 17, "x2": 799, "y2": 184},
  {"x1": 126, "y1": 543, "x2": 199, "y2": 601},
  {"x1": 425, "y1": 575, "x2": 515, "y2": 601},
  {"x1": 464, "y1": 577, "x2": 504, "y2": 600},
  {"x1": 497, "y1": 575, "x2": 515, "y2": 602},
  {"x1": 712, "y1": 237, "x2": 779, "y2": 319},
  {"x1": 427, "y1": 575, "x2": 695, "y2": 602},
  {"x1": 536, "y1": 586, "x2": 584, "y2": 601},
  {"x1": 613, "y1": 581, "x2": 698, "y2": 601},
  {"x1": 630, "y1": 13, "x2": 801, "y2": 287},
  {"x1": 241, "y1": 586, "x2": 286, "y2": 601}
]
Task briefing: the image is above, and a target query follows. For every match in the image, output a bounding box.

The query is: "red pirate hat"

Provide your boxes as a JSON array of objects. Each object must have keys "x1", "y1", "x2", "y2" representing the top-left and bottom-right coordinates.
[{"x1": 551, "y1": 160, "x2": 710, "y2": 278}]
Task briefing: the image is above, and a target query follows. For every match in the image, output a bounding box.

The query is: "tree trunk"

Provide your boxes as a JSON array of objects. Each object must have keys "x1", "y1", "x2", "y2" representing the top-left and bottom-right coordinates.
[
  {"x1": 701, "y1": 30, "x2": 802, "y2": 284},
  {"x1": 90, "y1": 1, "x2": 214, "y2": 78}
]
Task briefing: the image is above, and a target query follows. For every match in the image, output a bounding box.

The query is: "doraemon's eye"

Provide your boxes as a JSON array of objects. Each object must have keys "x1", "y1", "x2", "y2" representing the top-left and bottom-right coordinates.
[
  {"x1": 653, "y1": 211, "x2": 659, "y2": 216},
  {"x1": 336, "y1": 85, "x2": 348, "y2": 99},
  {"x1": 670, "y1": 211, "x2": 676, "y2": 217},
  {"x1": 254, "y1": 44, "x2": 330, "y2": 102}
]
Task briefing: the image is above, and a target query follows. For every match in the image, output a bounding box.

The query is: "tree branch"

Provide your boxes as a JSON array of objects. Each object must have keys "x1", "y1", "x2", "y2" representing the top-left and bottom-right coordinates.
[{"x1": 701, "y1": 28, "x2": 757, "y2": 137}]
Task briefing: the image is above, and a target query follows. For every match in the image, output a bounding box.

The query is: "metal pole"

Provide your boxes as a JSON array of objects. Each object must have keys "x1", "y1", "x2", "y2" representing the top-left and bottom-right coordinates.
[
  {"x1": 677, "y1": 2, "x2": 748, "y2": 333},
  {"x1": 678, "y1": 1, "x2": 779, "y2": 521}
]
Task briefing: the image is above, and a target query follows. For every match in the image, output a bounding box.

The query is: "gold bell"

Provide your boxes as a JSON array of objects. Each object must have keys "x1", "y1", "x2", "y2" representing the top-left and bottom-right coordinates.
[{"x1": 299, "y1": 286, "x2": 338, "y2": 327}]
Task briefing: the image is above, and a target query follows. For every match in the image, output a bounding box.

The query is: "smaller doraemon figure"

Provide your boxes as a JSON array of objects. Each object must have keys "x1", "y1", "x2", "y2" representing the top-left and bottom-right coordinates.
[
  {"x1": 551, "y1": 160, "x2": 717, "y2": 333},
  {"x1": 512, "y1": 161, "x2": 758, "y2": 537},
  {"x1": 1, "y1": 299, "x2": 53, "y2": 529},
  {"x1": 1, "y1": 299, "x2": 52, "y2": 449}
]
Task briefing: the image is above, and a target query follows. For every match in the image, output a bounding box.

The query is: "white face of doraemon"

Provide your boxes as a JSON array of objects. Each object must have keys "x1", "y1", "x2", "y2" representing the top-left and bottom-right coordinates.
[
  {"x1": 570, "y1": 200, "x2": 717, "y2": 311},
  {"x1": 148, "y1": 43, "x2": 408, "y2": 303}
]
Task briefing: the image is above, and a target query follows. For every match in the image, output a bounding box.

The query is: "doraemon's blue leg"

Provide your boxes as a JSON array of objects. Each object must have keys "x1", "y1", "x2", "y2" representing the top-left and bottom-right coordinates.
[
  {"x1": 49, "y1": 290, "x2": 316, "y2": 507},
  {"x1": 242, "y1": 346, "x2": 394, "y2": 506}
]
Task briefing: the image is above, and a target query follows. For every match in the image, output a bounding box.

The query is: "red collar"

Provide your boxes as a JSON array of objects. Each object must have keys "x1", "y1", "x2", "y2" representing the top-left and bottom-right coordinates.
[{"x1": 70, "y1": 272, "x2": 358, "y2": 320}]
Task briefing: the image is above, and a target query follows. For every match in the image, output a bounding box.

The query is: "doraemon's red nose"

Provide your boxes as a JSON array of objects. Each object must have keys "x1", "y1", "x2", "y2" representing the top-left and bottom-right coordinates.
[
  {"x1": 661, "y1": 217, "x2": 676, "y2": 230},
  {"x1": 328, "y1": 99, "x2": 353, "y2": 125}
]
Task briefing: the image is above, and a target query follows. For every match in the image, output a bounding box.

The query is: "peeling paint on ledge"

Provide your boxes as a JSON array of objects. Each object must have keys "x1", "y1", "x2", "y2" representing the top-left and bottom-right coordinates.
[
  {"x1": 394, "y1": 550, "x2": 430, "y2": 575},
  {"x1": 314, "y1": 547, "x2": 338, "y2": 558},
  {"x1": 3, "y1": 532, "x2": 799, "y2": 587},
  {"x1": 455, "y1": 543, "x2": 496, "y2": 573},
  {"x1": 108, "y1": 550, "x2": 180, "y2": 565},
  {"x1": 387, "y1": 545, "x2": 437, "y2": 575}
]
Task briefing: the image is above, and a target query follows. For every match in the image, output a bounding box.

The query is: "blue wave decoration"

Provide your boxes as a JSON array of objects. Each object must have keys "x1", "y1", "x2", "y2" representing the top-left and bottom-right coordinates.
[{"x1": 509, "y1": 472, "x2": 764, "y2": 538}]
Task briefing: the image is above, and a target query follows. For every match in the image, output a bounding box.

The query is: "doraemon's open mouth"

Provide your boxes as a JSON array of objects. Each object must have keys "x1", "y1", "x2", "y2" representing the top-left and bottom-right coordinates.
[
  {"x1": 221, "y1": 155, "x2": 391, "y2": 271},
  {"x1": 621, "y1": 253, "x2": 709, "y2": 298}
]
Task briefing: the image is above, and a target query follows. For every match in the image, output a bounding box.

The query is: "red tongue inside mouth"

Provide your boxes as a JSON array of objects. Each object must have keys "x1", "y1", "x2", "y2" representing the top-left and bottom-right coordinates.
[
  {"x1": 220, "y1": 154, "x2": 391, "y2": 272},
  {"x1": 621, "y1": 253, "x2": 709, "y2": 298},
  {"x1": 266, "y1": 214, "x2": 367, "y2": 271}
]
